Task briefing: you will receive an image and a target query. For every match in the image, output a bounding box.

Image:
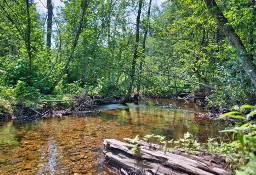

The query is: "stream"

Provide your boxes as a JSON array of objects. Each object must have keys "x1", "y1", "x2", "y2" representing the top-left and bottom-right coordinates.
[{"x1": 0, "y1": 99, "x2": 229, "y2": 174}]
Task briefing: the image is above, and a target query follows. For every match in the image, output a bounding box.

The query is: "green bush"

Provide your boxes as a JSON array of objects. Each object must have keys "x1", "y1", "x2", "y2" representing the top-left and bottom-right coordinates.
[
  {"x1": 15, "y1": 80, "x2": 41, "y2": 105},
  {"x1": 219, "y1": 105, "x2": 256, "y2": 174},
  {"x1": 100, "y1": 81, "x2": 125, "y2": 97},
  {"x1": 0, "y1": 97, "x2": 13, "y2": 115},
  {"x1": 0, "y1": 86, "x2": 15, "y2": 115}
]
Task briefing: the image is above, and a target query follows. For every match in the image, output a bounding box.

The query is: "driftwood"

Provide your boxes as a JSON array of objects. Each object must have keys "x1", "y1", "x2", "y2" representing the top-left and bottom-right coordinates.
[{"x1": 103, "y1": 139, "x2": 231, "y2": 175}]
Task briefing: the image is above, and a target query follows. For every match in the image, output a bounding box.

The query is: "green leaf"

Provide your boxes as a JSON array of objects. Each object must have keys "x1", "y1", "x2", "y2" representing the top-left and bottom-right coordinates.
[
  {"x1": 237, "y1": 134, "x2": 245, "y2": 145},
  {"x1": 240, "y1": 122, "x2": 251, "y2": 128},
  {"x1": 184, "y1": 132, "x2": 191, "y2": 139},
  {"x1": 240, "y1": 104, "x2": 253, "y2": 112},
  {"x1": 131, "y1": 147, "x2": 137, "y2": 153},
  {"x1": 220, "y1": 126, "x2": 248, "y2": 133},
  {"x1": 227, "y1": 115, "x2": 246, "y2": 120},
  {"x1": 220, "y1": 129, "x2": 238, "y2": 133},
  {"x1": 246, "y1": 110, "x2": 256, "y2": 119},
  {"x1": 231, "y1": 105, "x2": 240, "y2": 111},
  {"x1": 143, "y1": 134, "x2": 154, "y2": 140},
  {"x1": 220, "y1": 111, "x2": 243, "y2": 119},
  {"x1": 131, "y1": 135, "x2": 139, "y2": 143}
]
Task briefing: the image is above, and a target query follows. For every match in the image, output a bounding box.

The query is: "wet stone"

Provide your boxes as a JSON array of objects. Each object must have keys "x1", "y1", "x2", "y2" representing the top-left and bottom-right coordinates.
[
  {"x1": 70, "y1": 155, "x2": 85, "y2": 162},
  {"x1": 37, "y1": 163, "x2": 44, "y2": 167},
  {"x1": 26, "y1": 153, "x2": 37, "y2": 160}
]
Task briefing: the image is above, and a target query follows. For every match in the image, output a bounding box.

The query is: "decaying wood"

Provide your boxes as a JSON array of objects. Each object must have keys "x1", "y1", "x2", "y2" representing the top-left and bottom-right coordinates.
[{"x1": 103, "y1": 139, "x2": 231, "y2": 175}]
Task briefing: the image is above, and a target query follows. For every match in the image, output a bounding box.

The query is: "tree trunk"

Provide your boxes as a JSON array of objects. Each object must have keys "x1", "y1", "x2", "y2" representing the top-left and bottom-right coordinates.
[
  {"x1": 46, "y1": 0, "x2": 53, "y2": 49},
  {"x1": 249, "y1": 0, "x2": 255, "y2": 59},
  {"x1": 25, "y1": 0, "x2": 32, "y2": 85},
  {"x1": 122, "y1": 0, "x2": 143, "y2": 103},
  {"x1": 203, "y1": 0, "x2": 256, "y2": 87},
  {"x1": 137, "y1": 0, "x2": 152, "y2": 94},
  {"x1": 49, "y1": 0, "x2": 89, "y2": 93}
]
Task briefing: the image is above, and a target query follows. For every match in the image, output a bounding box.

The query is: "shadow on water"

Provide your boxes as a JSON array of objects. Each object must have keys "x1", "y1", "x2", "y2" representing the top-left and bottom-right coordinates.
[{"x1": 0, "y1": 99, "x2": 230, "y2": 174}]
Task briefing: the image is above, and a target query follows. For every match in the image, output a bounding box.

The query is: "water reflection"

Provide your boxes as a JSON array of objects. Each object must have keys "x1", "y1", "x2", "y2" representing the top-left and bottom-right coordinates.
[
  {"x1": 0, "y1": 100, "x2": 230, "y2": 174},
  {"x1": 0, "y1": 121, "x2": 18, "y2": 146}
]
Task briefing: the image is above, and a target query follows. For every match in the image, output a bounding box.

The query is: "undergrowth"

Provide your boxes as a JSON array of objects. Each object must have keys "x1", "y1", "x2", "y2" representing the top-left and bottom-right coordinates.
[{"x1": 141, "y1": 104, "x2": 256, "y2": 174}]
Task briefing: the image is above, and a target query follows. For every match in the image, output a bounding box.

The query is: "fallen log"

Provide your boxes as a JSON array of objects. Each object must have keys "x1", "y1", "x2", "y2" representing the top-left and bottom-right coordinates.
[{"x1": 103, "y1": 139, "x2": 231, "y2": 175}]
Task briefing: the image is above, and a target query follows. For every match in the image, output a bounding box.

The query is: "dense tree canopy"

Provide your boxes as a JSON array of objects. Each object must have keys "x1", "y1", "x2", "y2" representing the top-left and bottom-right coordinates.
[{"x1": 0, "y1": 0, "x2": 255, "y2": 109}]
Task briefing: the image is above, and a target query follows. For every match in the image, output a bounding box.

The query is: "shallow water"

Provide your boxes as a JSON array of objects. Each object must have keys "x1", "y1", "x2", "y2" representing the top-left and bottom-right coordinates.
[{"x1": 0, "y1": 99, "x2": 229, "y2": 174}]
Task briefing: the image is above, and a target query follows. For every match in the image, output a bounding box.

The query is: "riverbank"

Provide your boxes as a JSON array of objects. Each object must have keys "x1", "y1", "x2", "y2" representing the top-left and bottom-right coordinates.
[{"x1": 0, "y1": 94, "x2": 222, "y2": 123}]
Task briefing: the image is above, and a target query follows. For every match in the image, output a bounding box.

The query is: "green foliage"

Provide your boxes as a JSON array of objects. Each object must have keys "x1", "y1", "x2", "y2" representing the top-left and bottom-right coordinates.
[
  {"x1": 144, "y1": 104, "x2": 256, "y2": 173},
  {"x1": 99, "y1": 81, "x2": 126, "y2": 97},
  {"x1": 236, "y1": 154, "x2": 256, "y2": 175},
  {"x1": 130, "y1": 135, "x2": 141, "y2": 158},
  {"x1": 15, "y1": 80, "x2": 41, "y2": 105},
  {"x1": 131, "y1": 135, "x2": 140, "y2": 144},
  {"x1": 171, "y1": 132, "x2": 202, "y2": 154},
  {"x1": 0, "y1": 0, "x2": 255, "y2": 117},
  {"x1": 220, "y1": 104, "x2": 256, "y2": 120},
  {"x1": 218, "y1": 105, "x2": 256, "y2": 173},
  {"x1": 0, "y1": 86, "x2": 15, "y2": 115},
  {"x1": 144, "y1": 132, "x2": 202, "y2": 154},
  {"x1": 220, "y1": 111, "x2": 246, "y2": 120},
  {"x1": 0, "y1": 97, "x2": 13, "y2": 115}
]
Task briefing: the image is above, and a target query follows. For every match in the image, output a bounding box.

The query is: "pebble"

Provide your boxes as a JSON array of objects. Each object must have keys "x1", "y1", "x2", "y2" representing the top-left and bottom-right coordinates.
[{"x1": 24, "y1": 163, "x2": 32, "y2": 170}]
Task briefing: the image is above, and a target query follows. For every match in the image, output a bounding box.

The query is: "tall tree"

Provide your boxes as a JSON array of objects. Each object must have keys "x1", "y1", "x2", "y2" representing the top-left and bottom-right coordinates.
[
  {"x1": 25, "y1": 0, "x2": 32, "y2": 85},
  {"x1": 0, "y1": 0, "x2": 43, "y2": 86},
  {"x1": 137, "y1": 0, "x2": 152, "y2": 93},
  {"x1": 49, "y1": 0, "x2": 90, "y2": 93},
  {"x1": 46, "y1": 0, "x2": 53, "y2": 49},
  {"x1": 203, "y1": 0, "x2": 256, "y2": 87},
  {"x1": 123, "y1": 0, "x2": 143, "y2": 103}
]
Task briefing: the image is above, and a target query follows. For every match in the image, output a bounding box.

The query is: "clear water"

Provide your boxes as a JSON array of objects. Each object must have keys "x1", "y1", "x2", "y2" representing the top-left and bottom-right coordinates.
[{"x1": 0, "y1": 99, "x2": 229, "y2": 174}]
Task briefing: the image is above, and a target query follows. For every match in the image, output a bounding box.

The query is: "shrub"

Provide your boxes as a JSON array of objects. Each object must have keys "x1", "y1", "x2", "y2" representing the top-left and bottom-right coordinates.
[
  {"x1": 15, "y1": 80, "x2": 41, "y2": 106},
  {"x1": 0, "y1": 86, "x2": 15, "y2": 115}
]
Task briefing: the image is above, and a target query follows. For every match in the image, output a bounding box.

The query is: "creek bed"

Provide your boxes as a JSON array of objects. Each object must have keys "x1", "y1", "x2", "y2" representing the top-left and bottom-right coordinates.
[{"x1": 0, "y1": 99, "x2": 229, "y2": 174}]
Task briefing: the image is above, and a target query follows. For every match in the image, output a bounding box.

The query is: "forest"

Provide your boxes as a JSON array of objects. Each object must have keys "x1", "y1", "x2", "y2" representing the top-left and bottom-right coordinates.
[
  {"x1": 0, "y1": 0, "x2": 255, "y2": 174},
  {"x1": 0, "y1": 0, "x2": 255, "y2": 113}
]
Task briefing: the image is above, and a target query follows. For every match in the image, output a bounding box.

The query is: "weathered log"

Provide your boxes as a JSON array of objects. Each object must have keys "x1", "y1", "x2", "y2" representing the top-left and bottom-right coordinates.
[
  {"x1": 103, "y1": 139, "x2": 231, "y2": 175},
  {"x1": 40, "y1": 99, "x2": 78, "y2": 103}
]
